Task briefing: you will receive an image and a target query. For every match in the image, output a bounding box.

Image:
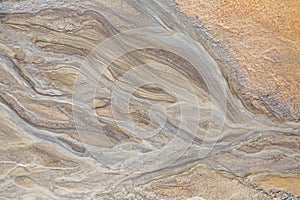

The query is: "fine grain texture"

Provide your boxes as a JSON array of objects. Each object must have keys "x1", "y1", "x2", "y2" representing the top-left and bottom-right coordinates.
[{"x1": 176, "y1": 0, "x2": 300, "y2": 122}]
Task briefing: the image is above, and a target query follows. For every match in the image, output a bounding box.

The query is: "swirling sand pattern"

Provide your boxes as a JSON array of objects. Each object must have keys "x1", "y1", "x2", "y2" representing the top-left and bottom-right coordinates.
[{"x1": 0, "y1": 0, "x2": 299, "y2": 199}]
